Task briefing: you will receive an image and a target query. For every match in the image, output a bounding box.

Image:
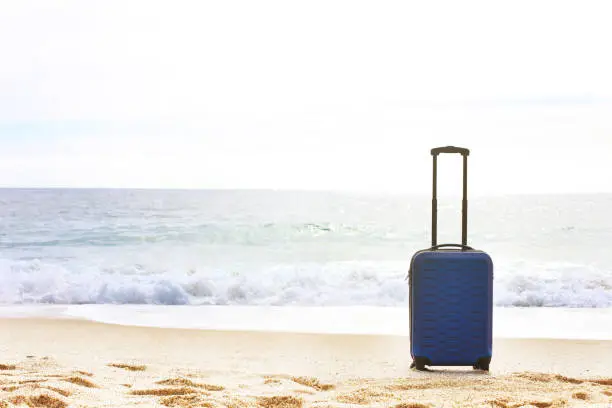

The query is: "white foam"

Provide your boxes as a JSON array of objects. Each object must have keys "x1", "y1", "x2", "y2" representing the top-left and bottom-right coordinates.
[
  {"x1": 1, "y1": 257, "x2": 612, "y2": 308},
  {"x1": 494, "y1": 260, "x2": 612, "y2": 307}
]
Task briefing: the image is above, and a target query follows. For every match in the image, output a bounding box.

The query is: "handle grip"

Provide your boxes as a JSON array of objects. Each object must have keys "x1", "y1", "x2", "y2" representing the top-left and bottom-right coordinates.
[
  {"x1": 431, "y1": 146, "x2": 470, "y2": 156},
  {"x1": 429, "y1": 243, "x2": 474, "y2": 251}
]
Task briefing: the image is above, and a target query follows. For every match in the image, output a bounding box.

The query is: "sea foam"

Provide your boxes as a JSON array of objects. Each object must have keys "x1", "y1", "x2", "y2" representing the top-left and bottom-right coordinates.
[{"x1": 1, "y1": 257, "x2": 611, "y2": 307}]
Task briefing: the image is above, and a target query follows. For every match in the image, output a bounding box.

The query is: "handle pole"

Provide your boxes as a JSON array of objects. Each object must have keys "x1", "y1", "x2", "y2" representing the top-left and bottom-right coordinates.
[
  {"x1": 430, "y1": 146, "x2": 469, "y2": 248},
  {"x1": 462, "y1": 154, "x2": 468, "y2": 246},
  {"x1": 432, "y1": 155, "x2": 438, "y2": 247}
]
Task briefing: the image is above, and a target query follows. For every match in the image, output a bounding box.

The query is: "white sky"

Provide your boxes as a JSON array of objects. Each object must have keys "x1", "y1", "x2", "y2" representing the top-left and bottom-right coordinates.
[{"x1": 0, "y1": 0, "x2": 611, "y2": 194}]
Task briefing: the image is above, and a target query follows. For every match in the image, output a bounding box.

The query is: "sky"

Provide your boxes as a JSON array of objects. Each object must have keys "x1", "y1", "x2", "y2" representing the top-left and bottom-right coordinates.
[{"x1": 1, "y1": 0, "x2": 611, "y2": 195}]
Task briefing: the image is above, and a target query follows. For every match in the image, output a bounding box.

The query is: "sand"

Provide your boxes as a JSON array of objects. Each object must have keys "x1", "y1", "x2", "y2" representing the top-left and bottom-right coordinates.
[{"x1": 1, "y1": 318, "x2": 612, "y2": 407}]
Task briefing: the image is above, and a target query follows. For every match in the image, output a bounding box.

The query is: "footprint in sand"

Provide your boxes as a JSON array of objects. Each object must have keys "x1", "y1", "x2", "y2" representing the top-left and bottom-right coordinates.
[
  {"x1": 61, "y1": 376, "x2": 98, "y2": 388},
  {"x1": 572, "y1": 391, "x2": 590, "y2": 400},
  {"x1": 2, "y1": 382, "x2": 71, "y2": 398},
  {"x1": 44, "y1": 387, "x2": 72, "y2": 397},
  {"x1": 107, "y1": 363, "x2": 147, "y2": 372},
  {"x1": 293, "y1": 389, "x2": 316, "y2": 396},
  {"x1": 335, "y1": 388, "x2": 393, "y2": 405},
  {"x1": 130, "y1": 387, "x2": 198, "y2": 396},
  {"x1": 257, "y1": 395, "x2": 303, "y2": 408},
  {"x1": 262, "y1": 375, "x2": 335, "y2": 392},
  {"x1": 290, "y1": 376, "x2": 335, "y2": 391},
  {"x1": 18, "y1": 379, "x2": 48, "y2": 385},
  {"x1": 8, "y1": 394, "x2": 67, "y2": 408},
  {"x1": 499, "y1": 401, "x2": 556, "y2": 408},
  {"x1": 156, "y1": 378, "x2": 225, "y2": 392},
  {"x1": 515, "y1": 372, "x2": 583, "y2": 385},
  {"x1": 128, "y1": 378, "x2": 227, "y2": 408},
  {"x1": 0, "y1": 365, "x2": 16, "y2": 371},
  {"x1": 158, "y1": 394, "x2": 203, "y2": 407}
]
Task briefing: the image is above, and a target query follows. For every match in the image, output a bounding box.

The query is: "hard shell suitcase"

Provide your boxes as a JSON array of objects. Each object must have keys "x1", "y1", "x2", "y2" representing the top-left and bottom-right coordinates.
[{"x1": 408, "y1": 146, "x2": 493, "y2": 371}]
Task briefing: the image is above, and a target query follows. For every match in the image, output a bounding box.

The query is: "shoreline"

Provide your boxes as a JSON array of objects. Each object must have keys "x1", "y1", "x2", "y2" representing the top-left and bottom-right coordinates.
[{"x1": 3, "y1": 304, "x2": 612, "y2": 341}]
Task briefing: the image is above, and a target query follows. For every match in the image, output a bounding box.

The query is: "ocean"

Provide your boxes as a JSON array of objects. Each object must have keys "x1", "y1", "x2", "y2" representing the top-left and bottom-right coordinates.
[{"x1": 1, "y1": 188, "x2": 611, "y2": 337}]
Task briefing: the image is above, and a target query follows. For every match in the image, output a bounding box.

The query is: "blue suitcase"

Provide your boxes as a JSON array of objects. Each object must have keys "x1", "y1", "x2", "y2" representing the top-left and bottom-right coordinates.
[{"x1": 408, "y1": 146, "x2": 493, "y2": 371}]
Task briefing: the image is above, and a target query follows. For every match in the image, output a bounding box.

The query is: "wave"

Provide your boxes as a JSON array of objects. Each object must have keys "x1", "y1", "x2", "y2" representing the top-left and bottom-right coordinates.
[
  {"x1": 494, "y1": 261, "x2": 612, "y2": 307},
  {"x1": 1, "y1": 258, "x2": 611, "y2": 308}
]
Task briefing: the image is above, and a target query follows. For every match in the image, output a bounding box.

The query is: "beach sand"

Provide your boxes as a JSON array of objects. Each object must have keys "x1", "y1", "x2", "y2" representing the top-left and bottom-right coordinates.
[{"x1": 1, "y1": 318, "x2": 612, "y2": 407}]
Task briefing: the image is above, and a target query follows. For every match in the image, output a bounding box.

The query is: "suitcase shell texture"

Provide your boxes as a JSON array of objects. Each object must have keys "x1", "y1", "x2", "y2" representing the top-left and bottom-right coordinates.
[{"x1": 409, "y1": 248, "x2": 493, "y2": 367}]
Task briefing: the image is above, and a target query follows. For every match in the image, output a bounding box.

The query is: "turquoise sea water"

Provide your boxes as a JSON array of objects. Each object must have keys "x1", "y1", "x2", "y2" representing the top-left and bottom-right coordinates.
[{"x1": 1, "y1": 189, "x2": 611, "y2": 308}]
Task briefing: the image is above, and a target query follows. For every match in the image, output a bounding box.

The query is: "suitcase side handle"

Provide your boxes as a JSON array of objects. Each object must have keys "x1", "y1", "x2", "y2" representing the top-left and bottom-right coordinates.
[
  {"x1": 431, "y1": 146, "x2": 469, "y2": 247},
  {"x1": 430, "y1": 243, "x2": 474, "y2": 251}
]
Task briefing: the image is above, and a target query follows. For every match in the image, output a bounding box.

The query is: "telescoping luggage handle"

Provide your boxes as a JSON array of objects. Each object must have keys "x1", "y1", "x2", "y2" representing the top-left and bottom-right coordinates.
[{"x1": 431, "y1": 146, "x2": 470, "y2": 249}]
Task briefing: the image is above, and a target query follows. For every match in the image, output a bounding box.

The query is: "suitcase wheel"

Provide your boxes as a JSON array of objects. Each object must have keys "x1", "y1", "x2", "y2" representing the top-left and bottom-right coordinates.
[
  {"x1": 473, "y1": 357, "x2": 491, "y2": 371},
  {"x1": 410, "y1": 357, "x2": 429, "y2": 371}
]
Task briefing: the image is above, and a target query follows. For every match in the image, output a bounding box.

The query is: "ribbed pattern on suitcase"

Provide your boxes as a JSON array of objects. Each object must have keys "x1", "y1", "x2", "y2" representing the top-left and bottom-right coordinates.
[{"x1": 411, "y1": 251, "x2": 493, "y2": 366}]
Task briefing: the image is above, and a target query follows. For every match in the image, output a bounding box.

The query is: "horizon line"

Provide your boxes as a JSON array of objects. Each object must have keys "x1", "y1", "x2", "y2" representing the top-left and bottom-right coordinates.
[{"x1": 0, "y1": 186, "x2": 610, "y2": 197}]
